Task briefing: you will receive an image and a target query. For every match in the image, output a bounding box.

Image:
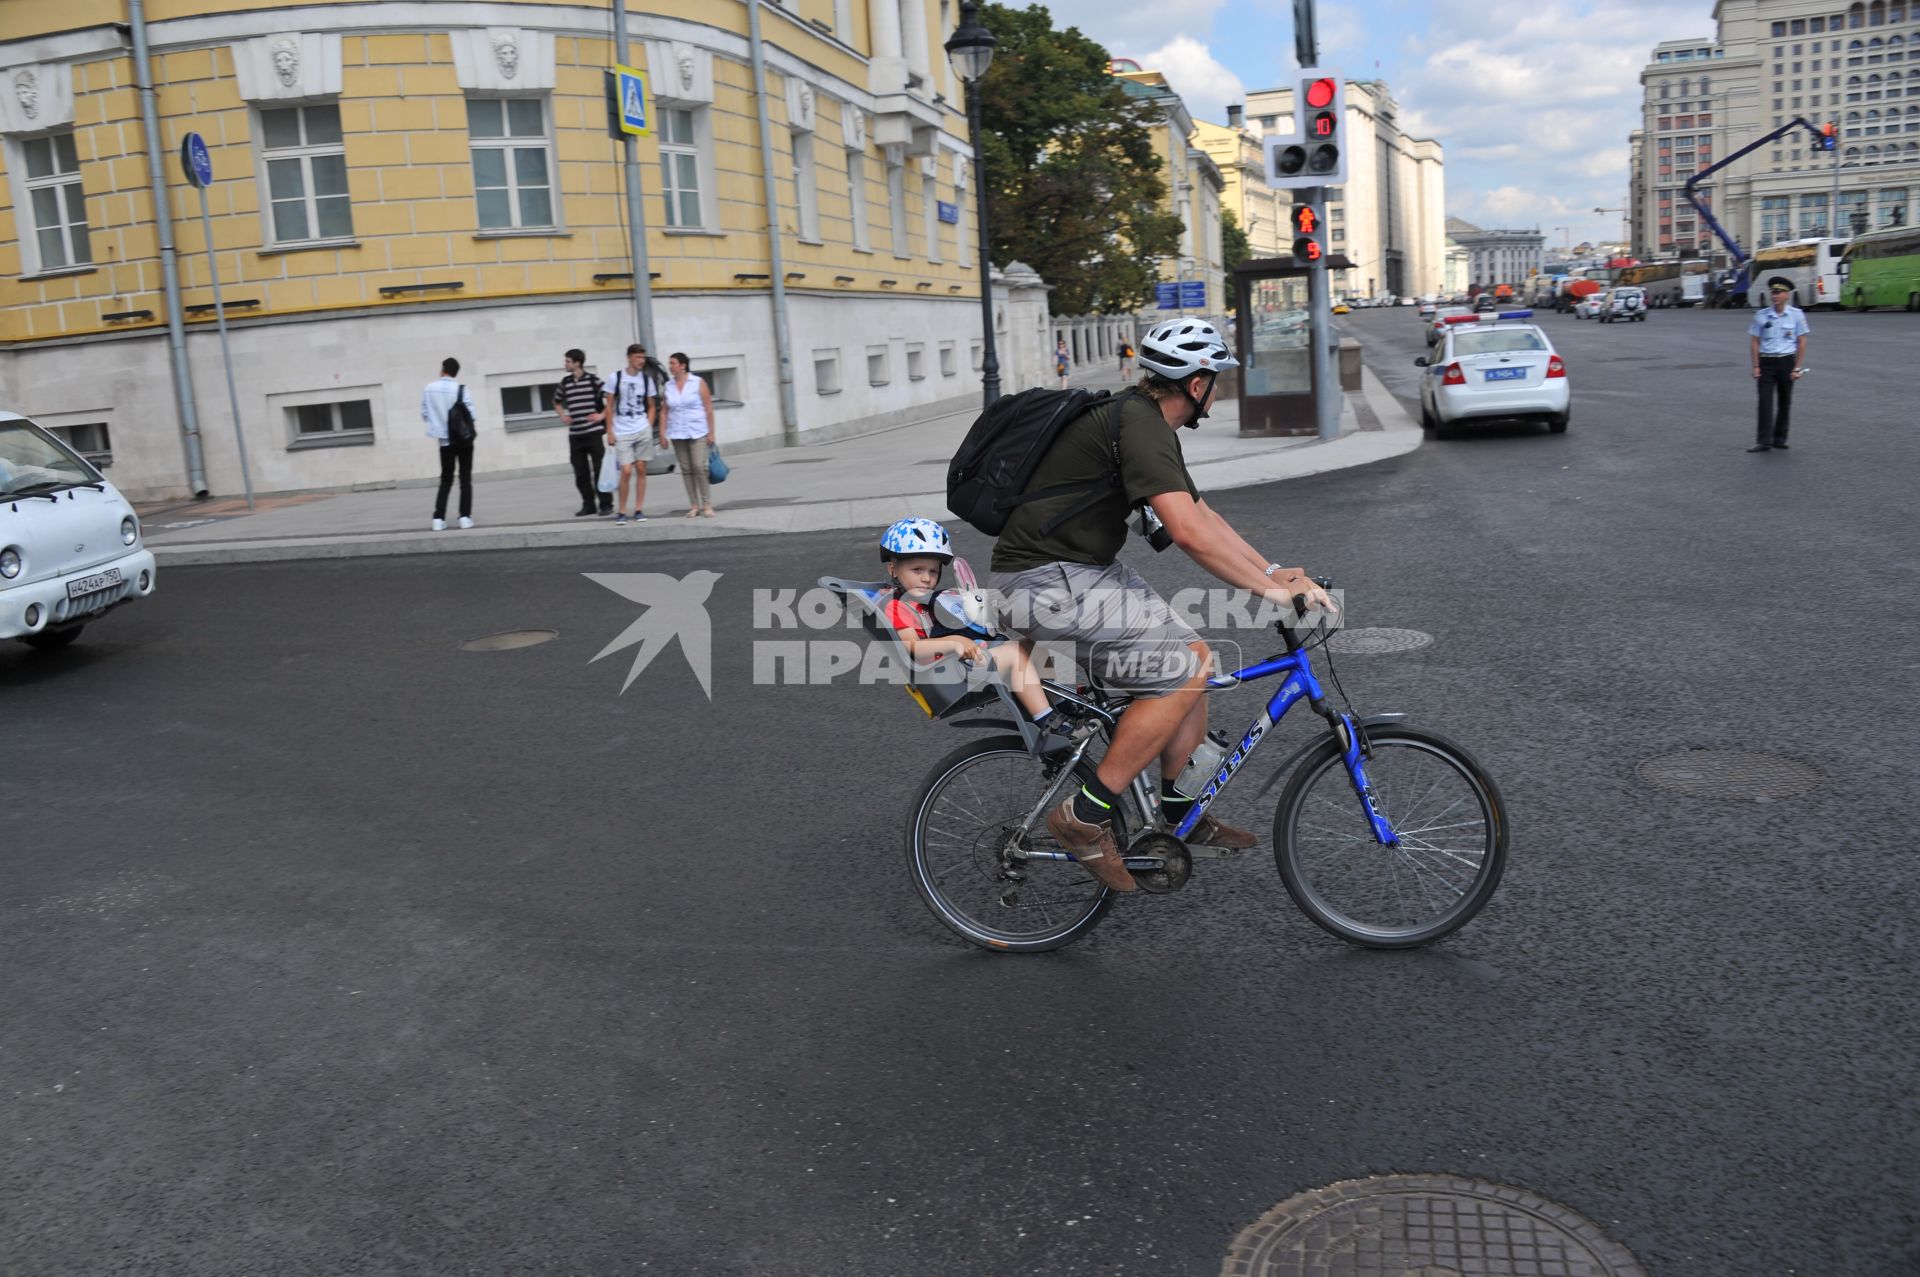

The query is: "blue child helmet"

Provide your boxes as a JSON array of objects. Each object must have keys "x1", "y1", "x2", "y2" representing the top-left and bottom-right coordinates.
[{"x1": 880, "y1": 517, "x2": 954, "y2": 562}]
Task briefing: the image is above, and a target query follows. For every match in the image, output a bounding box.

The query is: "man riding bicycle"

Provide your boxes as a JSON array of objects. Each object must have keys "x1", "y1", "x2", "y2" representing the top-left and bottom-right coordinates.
[{"x1": 991, "y1": 318, "x2": 1336, "y2": 893}]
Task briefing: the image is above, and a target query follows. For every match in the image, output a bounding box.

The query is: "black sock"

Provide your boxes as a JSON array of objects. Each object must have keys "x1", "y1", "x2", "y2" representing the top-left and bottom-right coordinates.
[
  {"x1": 1072, "y1": 773, "x2": 1120, "y2": 825},
  {"x1": 1161, "y1": 779, "x2": 1194, "y2": 821}
]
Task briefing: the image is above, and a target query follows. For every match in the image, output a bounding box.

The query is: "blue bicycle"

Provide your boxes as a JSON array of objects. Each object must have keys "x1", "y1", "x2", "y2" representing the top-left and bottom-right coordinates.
[{"x1": 894, "y1": 585, "x2": 1509, "y2": 952}]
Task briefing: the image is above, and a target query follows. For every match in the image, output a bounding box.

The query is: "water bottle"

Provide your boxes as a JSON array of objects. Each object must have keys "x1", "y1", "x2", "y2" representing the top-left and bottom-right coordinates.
[{"x1": 1172, "y1": 731, "x2": 1231, "y2": 799}]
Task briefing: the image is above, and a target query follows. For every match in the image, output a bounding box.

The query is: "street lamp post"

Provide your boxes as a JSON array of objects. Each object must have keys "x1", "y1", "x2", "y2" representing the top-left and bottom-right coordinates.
[{"x1": 946, "y1": 0, "x2": 1001, "y2": 409}]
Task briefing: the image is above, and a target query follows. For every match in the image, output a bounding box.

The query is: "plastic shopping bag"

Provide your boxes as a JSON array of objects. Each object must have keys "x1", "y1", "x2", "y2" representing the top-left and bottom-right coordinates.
[
  {"x1": 597, "y1": 444, "x2": 619, "y2": 493},
  {"x1": 707, "y1": 445, "x2": 730, "y2": 484}
]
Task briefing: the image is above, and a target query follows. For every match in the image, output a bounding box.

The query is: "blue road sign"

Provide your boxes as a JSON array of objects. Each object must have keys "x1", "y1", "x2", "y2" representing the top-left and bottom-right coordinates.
[
  {"x1": 1155, "y1": 282, "x2": 1179, "y2": 309},
  {"x1": 615, "y1": 64, "x2": 651, "y2": 136},
  {"x1": 180, "y1": 132, "x2": 213, "y2": 188},
  {"x1": 937, "y1": 200, "x2": 959, "y2": 225},
  {"x1": 1179, "y1": 280, "x2": 1207, "y2": 308}
]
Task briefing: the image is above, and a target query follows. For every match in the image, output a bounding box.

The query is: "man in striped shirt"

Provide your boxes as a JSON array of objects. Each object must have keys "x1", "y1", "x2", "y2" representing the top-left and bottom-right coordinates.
[{"x1": 556, "y1": 348, "x2": 611, "y2": 517}]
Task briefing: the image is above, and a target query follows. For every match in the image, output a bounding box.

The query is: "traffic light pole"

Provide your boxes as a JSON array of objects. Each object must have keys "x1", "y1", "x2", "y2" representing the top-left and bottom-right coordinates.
[{"x1": 1296, "y1": 2, "x2": 1339, "y2": 440}]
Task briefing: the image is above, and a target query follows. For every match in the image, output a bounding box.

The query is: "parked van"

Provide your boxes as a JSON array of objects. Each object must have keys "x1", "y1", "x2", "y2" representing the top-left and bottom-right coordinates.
[{"x1": 0, "y1": 412, "x2": 157, "y2": 649}]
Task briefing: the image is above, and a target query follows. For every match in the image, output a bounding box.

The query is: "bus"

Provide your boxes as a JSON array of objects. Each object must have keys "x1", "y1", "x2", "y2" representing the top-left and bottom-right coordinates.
[
  {"x1": 1613, "y1": 259, "x2": 1710, "y2": 308},
  {"x1": 1746, "y1": 237, "x2": 1849, "y2": 308},
  {"x1": 1839, "y1": 225, "x2": 1920, "y2": 309}
]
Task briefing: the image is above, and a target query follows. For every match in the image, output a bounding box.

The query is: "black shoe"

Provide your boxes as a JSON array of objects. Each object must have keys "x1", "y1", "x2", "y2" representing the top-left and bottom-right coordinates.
[
  {"x1": 1747, "y1": 445, "x2": 1772, "y2": 452},
  {"x1": 1035, "y1": 719, "x2": 1077, "y2": 761},
  {"x1": 1773, "y1": 441, "x2": 1790, "y2": 449},
  {"x1": 574, "y1": 505, "x2": 598, "y2": 517},
  {"x1": 598, "y1": 501, "x2": 615, "y2": 514}
]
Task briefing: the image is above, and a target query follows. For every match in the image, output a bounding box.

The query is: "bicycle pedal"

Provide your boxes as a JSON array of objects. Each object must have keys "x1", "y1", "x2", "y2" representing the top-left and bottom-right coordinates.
[{"x1": 1186, "y1": 845, "x2": 1248, "y2": 861}]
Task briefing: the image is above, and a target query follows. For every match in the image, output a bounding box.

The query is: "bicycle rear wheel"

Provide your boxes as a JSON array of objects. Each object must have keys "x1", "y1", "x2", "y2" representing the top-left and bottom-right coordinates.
[
  {"x1": 1273, "y1": 726, "x2": 1507, "y2": 948},
  {"x1": 906, "y1": 735, "x2": 1115, "y2": 952}
]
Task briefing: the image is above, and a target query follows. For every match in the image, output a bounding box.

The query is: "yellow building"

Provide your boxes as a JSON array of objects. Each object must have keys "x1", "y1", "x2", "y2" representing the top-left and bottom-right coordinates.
[
  {"x1": 0, "y1": 0, "x2": 988, "y2": 499},
  {"x1": 1110, "y1": 63, "x2": 1227, "y2": 322},
  {"x1": 1195, "y1": 113, "x2": 1284, "y2": 260}
]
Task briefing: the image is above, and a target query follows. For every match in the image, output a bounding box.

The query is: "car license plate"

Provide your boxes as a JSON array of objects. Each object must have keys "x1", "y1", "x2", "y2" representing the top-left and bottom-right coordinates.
[
  {"x1": 1483, "y1": 367, "x2": 1526, "y2": 382},
  {"x1": 65, "y1": 568, "x2": 122, "y2": 599}
]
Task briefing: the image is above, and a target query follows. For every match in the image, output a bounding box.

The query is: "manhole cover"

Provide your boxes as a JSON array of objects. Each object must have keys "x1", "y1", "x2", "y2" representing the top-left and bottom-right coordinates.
[
  {"x1": 1223, "y1": 1175, "x2": 1647, "y2": 1277},
  {"x1": 459, "y1": 629, "x2": 559, "y2": 652},
  {"x1": 1637, "y1": 749, "x2": 1824, "y2": 801},
  {"x1": 1325, "y1": 626, "x2": 1434, "y2": 655}
]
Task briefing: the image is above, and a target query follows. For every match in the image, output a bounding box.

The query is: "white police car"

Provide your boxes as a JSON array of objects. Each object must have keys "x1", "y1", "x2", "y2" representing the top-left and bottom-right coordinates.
[
  {"x1": 0, "y1": 411, "x2": 156, "y2": 648},
  {"x1": 1414, "y1": 310, "x2": 1570, "y2": 436}
]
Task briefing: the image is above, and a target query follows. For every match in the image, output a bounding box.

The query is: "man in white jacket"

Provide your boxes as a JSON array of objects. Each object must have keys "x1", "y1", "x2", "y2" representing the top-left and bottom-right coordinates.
[{"x1": 421, "y1": 357, "x2": 480, "y2": 530}]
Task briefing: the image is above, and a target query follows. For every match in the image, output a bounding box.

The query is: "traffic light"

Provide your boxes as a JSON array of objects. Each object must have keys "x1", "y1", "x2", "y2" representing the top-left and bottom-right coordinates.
[
  {"x1": 1820, "y1": 121, "x2": 1838, "y2": 151},
  {"x1": 1290, "y1": 201, "x2": 1325, "y2": 265},
  {"x1": 1262, "y1": 69, "x2": 1346, "y2": 191}
]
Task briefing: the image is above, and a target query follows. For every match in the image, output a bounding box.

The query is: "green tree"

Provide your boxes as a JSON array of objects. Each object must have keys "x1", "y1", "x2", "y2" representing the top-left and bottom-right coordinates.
[
  {"x1": 975, "y1": 4, "x2": 1183, "y2": 315},
  {"x1": 1221, "y1": 207, "x2": 1251, "y2": 274}
]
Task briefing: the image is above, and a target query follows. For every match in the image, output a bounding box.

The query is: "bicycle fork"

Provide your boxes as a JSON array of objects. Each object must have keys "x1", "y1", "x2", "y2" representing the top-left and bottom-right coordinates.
[{"x1": 1325, "y1": 708, "x2": 1399, "y2": 848}]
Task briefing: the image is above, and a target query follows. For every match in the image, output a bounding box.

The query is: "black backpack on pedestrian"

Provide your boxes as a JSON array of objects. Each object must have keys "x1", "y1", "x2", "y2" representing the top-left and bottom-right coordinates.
[
  {"x1": 446, "y1": 386, "x2": 476, "y2": 443},
  {"x1": 945, "y1": 387, "x2": 1134, "y2": 537}
]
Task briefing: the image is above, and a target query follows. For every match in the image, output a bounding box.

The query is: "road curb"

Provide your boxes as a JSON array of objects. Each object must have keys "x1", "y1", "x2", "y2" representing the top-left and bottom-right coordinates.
[{"x1": 152, "y1": 372, "x2": 1421, "y2": 565}]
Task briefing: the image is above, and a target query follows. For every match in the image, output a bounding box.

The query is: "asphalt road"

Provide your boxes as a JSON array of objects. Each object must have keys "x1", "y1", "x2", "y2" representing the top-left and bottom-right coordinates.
[{"x1": 5, "y1": 305, "x2": 1918, "y2": 1275}]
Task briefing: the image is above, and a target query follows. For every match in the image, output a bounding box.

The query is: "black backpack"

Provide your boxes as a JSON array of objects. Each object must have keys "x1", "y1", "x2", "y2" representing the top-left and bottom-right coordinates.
[
  {"x1": 946, "y1": 387, "x2": 1135, "y2": 537},
  {"x1": 446, "y1": 385, "x2": 476, "y2": 443}
]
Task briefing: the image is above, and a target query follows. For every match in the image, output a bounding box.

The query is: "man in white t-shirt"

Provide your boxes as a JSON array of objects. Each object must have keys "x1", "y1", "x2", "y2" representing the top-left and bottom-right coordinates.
[{"x1": 603, "y1": 342, "x2": 663, "y2": 523}]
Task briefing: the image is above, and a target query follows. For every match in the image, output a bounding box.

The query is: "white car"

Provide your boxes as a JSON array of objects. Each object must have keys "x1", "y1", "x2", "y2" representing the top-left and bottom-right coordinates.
[
  {"x1": 1573, "y1": 293, "x2": 1607, "y2": 319},
  {"x1": 1415, "y1": 315, "x2": 1570, "y2": 435},
  {"x1": 1426, "y1": 305, "x2": 1474, "y2": 344},
  {"x1": 1599, "y1": 286, "x2": 1648, "y2": 322},
  {"x1": 0, "y1": 412, "x2": 157, "y2": 648}
]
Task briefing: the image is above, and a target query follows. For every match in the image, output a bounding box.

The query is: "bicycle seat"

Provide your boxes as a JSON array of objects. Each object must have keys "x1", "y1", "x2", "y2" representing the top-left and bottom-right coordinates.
[{"x1": 817, "y1": 576, "x2": 992, "y2": 719}]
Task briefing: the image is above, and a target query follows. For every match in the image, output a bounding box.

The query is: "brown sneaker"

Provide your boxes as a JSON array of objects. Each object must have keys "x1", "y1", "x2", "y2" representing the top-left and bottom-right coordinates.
[
  {"x1": 1044, "y1": 799, "x2": 1138, "y2": 892},
  {"x1": 1188, "y1": 813, "x2": 1257, "y2": 850}
]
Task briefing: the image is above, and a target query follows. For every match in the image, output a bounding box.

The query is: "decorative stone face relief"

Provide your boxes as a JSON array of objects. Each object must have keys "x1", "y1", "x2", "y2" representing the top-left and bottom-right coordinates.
[
  {"x1": 645, "y1": 41, "x2": 714, "y2": 105},
  {"x1": 0, "y1": 62, "x2": 74, "y2": 134},
  {"x1": 270, "y1": 36, "x2": 300, "y2": 87},
  {"x1": 786, "y1": 79, "x2": 817, "y2": 133},
  {"x1": 230, "y1": 33, "x2": 343, "y2": 103},
  {"x1": 841, "y1": 104, "x2": 869, "y2": 150},
  {"x1": 448, "y1": 28, "x2": 554, "y2": 93}
]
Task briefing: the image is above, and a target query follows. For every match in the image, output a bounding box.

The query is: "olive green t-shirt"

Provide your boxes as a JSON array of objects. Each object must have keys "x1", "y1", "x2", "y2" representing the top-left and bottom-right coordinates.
[{"x1": 990, "y1": 393, "x2": 1199, "y2": 572}]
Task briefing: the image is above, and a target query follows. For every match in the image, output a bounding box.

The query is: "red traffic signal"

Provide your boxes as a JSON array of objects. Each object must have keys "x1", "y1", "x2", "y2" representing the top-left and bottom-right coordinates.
[
  {"x1": 1305, "y1": 77, "x2": 1336, "y2": 109},
  {"x1": 1291, "y1": 204, "x2": 1320, "y2": 236}
]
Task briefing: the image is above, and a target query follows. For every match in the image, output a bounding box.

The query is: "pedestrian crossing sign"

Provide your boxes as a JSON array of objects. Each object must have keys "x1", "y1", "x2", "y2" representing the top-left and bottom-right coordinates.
[{"x1": 612, "y1": 63, "x2": 650, "y2": 136}]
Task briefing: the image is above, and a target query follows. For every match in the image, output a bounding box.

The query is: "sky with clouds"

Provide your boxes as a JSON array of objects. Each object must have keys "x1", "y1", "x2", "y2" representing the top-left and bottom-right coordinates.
[{"x1": 1031, "y1": 0, "x2": 1719, "y2": 246}]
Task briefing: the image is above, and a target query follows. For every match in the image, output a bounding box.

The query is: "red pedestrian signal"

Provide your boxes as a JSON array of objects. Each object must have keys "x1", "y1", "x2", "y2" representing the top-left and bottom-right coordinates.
[{"x1": 1292, "y1": 205, "x2": 1319, "y2": 236}]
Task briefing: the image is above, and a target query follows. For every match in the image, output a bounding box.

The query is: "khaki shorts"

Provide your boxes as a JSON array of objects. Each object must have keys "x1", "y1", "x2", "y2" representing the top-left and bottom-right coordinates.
[
  {"x1": 613, "y1": 434, "x2": 655, "y2": 466},
  {"x1": 991, "y1": 560, "x2": 1203, "y2": 697}
]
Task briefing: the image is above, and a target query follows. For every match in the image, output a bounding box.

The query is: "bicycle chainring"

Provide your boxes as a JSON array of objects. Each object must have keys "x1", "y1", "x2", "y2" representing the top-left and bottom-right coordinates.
[{"x1": 1124, "y1": 830, "x2": 1193, "y2": 895}]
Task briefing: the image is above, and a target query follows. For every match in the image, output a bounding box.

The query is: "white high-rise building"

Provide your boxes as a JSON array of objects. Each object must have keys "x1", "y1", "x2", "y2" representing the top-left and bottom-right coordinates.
[{"x1": 1634, "y1": 3, "x2": 1920, "y2": 270}]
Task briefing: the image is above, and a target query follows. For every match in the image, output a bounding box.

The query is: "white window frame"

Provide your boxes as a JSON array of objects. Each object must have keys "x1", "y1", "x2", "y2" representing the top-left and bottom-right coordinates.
[
  {"x1": 288, "y1": 399, "x2": 376, "y2": 448},
  {"x1": 813, "y1": 348, "x2": 842, "y2": 395},
  {"x1": 664, "y1": 106, "x2": 718, "y2": 229},
  {"x1": 10, "y1": 131, "x2": 92, "y2": 276},
  {"x1": 922, "y1": 169, "x2": 942, "y2": 264},
  {"x1": 939, "y1": 342, "x2": 956, "y2": 377},
  {"x1": 867, "y1": 344, "x2": 890, "y2": 386},
  {"x1": 888, "y1": 159, "x2": 909, "y2": 257},
  {"x1": 848, "y1": 150, "x2": 872, "y2": 251},
  {"x1": 256, "y1": 102, "x2": 354, "y2": 247},
  {"x1": 468, "y1": 96, "x2": 559, "y2": 231},
  {"x1": 699, "y1": 360, "x2": 747, "y2": 408},
  {"x1": 906, "y1": 343, "x2": 927, "y2": 380},
  {"x1": 792, "y1": 129, "x2": 821, "y2": 243},
  {"x1": 496, "y1": 378, "x2": 563, "y2": 433}
]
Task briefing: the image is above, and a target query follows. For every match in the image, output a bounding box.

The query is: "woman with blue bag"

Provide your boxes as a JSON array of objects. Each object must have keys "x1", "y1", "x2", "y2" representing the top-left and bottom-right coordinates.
[{"x1": 662, "y1": 352, "x2": 719, "y2": 518}]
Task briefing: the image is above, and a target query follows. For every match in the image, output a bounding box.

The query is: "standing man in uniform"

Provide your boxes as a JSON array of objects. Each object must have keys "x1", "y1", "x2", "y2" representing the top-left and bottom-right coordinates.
[{"x1": 1749, "y1": 279, "x2": 1811, "y2": 453}]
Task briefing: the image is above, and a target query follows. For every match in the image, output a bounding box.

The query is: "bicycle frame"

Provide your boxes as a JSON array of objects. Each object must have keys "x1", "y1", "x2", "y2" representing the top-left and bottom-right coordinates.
[
  {"x1": 1171, "y1": 645, "x2": 1397, "y2": 847},
  {"x1": 1013, "y1": 631, "x2": 1400, "y2": 866}
]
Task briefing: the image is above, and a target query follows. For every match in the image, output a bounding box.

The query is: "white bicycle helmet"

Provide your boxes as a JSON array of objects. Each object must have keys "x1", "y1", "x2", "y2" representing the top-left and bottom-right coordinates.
[
  {"x1": 1136, "y1": 318, "x2": 1240, "y2": 381},
  {"x1": 880, "y1": 516, "x2": 954, "y2": 562}
]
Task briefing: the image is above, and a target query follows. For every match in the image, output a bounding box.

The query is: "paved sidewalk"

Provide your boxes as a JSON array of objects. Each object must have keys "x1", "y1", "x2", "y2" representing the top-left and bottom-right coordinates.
[{"x1": 142, "y1": 366, "x2": 1420, "y2": 565}]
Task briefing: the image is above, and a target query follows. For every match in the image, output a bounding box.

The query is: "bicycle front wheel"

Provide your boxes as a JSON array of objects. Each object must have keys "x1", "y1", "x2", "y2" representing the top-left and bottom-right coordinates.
[
  {"x1": 1273, "y1": 726, "x2": 1508, "y2": 948},
  {"x1": 906, "y1": 735, "x2": 1115, "y2": 953}
]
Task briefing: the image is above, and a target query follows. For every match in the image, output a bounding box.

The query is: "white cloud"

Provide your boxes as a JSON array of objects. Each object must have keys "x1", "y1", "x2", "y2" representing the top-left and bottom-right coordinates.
[{"x1": 1112, "y1": 34, "x2": 1248, "y2": 125}]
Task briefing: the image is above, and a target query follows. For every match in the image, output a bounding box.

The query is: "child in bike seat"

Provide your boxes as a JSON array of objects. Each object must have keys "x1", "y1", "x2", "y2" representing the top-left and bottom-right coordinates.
[{"x1": 879, "y1": 517, "x2": 1074, "y2": 759}]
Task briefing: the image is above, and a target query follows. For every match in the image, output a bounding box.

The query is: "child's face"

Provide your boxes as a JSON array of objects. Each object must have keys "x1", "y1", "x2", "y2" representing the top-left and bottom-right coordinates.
[{"x1": 888, "y1": 555, "x2": 944, "y2": 595}]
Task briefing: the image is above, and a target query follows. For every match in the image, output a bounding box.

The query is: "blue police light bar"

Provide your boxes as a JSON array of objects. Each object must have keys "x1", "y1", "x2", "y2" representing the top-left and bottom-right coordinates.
[{"x1": 1496, "y1": 309, "x2": 1534, "y2": 319}]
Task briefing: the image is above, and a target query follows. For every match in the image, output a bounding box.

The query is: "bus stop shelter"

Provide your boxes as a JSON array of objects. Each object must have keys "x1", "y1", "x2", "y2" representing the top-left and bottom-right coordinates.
[{"x1": 1232, "y1": 254, "x2": 1356, "y2": 437}]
